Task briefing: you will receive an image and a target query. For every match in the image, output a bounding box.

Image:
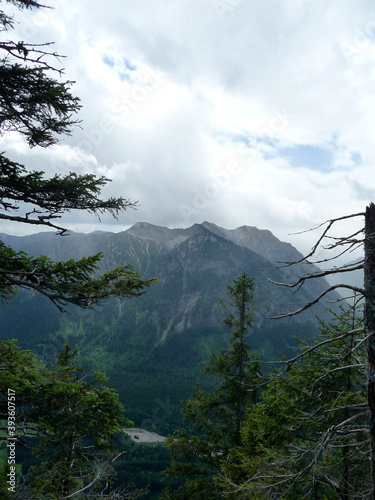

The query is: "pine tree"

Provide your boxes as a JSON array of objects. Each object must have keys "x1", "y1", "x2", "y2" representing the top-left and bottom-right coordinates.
[
  {"x1": 0, "y1": 340, "x2": 138, "y2": 498},
  {"x1": 0, "y1": 0, "x2": 156, "y2": 309},
  {"x1": 227, "y1": 298, "x2": 369, "y2": 498},
  {"x1": 162, "y1": 273, "x2": 261, "y2": 499}
]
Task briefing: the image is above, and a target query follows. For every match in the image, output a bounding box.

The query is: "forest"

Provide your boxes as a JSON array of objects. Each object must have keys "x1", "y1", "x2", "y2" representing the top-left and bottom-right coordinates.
[{"x1": 1, "y1": 1, "x2": 375, "y2": 499}]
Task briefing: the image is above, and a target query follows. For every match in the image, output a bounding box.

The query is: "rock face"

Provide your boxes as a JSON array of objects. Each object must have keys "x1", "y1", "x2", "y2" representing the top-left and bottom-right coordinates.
[
  {"x1": 124, "y1": 221, "x2": 336, "y2": 329},
  {"x1": 0, "y1": 222, "x2": 341, "y2": 426}
]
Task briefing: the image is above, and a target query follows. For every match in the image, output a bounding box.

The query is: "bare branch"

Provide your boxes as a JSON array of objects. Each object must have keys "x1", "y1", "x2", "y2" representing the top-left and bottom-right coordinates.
[
  {"x1": 263, "y1": 327, "x2": 364, "y2": 370},
  {"x1": 280, "y1": 212, "x2": 366, "y2": 267},
  {"x1": 312, "y1": 363, "x2": 365, "y2": 391},
  {"x1": 62, "y1": 465, "x2": 108, "y2": 499},
  {"x1": 271, "y1": 285, "x2": 365, "y2": 319},
  {"x1": 0, "y1": 41, "x2": 66, "y2": 72},
  {"x1": 269, "y1": 262, "x2": 364, "y2": 293},
  {"x1": 0, "y1": 212, "x2": 68, "y2": 234}
]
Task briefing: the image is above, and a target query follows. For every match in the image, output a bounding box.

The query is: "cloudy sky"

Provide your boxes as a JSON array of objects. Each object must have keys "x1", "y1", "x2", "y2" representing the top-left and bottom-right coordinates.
[{"x1": 2, "y1": 0, "x2": 375, "y2": 255}]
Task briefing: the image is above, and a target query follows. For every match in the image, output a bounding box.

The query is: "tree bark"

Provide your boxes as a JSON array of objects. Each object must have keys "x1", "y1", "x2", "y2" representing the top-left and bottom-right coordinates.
[{"x1": 365, "y1": 202, "x2": 375, "y2": 498}]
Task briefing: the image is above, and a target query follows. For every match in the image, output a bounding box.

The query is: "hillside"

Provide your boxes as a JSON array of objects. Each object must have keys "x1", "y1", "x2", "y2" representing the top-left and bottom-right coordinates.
[{"x1": 0, "y1": 222, "x2": 340, "y2": 430}]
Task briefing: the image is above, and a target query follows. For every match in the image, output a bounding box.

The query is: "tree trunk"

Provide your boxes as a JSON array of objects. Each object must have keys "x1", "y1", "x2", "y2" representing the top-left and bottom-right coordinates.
[
  {"x1": 234, "y1": 285, "x2": 246, "y2": 447},
  {"x1": 364, "y1": 202, "x2": 375, "y2": 498}
]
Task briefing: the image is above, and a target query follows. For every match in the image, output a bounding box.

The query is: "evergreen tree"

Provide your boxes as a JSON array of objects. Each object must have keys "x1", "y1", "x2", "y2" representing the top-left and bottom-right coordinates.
[
  {"x1": 0, "y1": 340, "x2": 143, "y2": 499},
  {"x1": 0, "y1": 4, "x2": 155, "y2": 496},
  {"x1": 0, "y1": 0, "x2": 156, "y2": 309},
  {"x1": 162, "y1": 273, "x2": 260, "y2": 499},
  {"x1": 224, "y1": 298, "x2": 369, "y2": 498}
]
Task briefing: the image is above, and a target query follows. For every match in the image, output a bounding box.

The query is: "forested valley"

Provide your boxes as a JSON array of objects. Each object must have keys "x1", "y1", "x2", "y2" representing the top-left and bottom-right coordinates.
[{"x1": 0, "y1": 262, "x2": 370, "y2": 498}]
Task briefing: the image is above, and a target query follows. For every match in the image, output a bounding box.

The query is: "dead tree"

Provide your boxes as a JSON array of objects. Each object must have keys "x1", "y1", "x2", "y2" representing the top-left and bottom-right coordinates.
[
  {"x1": 365, "y1": 203, "x2": 375, "y2": 497},
  {"x1": 268, "y1": 203, "x2": 375, "y2": 498}
]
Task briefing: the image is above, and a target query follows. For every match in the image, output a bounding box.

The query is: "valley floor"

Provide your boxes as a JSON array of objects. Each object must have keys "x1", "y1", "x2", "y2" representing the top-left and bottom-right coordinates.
[{"x1": 124, "y1": 428, "x2": 167, "y2": 443}]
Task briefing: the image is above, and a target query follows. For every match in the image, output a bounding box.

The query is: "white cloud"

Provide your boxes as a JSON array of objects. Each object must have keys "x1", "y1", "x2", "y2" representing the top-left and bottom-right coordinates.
[{"x1": 1, "y1": 0, "x2": 374, "y2": 256}]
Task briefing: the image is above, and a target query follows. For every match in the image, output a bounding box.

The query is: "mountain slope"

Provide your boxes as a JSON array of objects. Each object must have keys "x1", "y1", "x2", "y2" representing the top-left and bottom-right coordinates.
[{"x1": 0, "y1": 222, "x2": 340, "y2": 429}]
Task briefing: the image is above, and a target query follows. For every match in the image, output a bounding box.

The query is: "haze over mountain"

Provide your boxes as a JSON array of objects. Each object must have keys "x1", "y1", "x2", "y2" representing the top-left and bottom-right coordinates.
[{"x1": 0, "y1": 222, "x2": 343, "y2": 428}]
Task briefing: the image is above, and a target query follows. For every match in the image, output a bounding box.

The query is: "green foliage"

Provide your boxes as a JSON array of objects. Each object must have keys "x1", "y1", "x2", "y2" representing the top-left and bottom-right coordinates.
[
  {"x1": 163, "y1": 273, "x2": 261, "y2": 498},
  {"x1": 0, "y1": 0, "x2": 80, "y2": 150},
  {"x1": 0, "y1": 340, "x2": 133, "y2": 498},
  {"x1": 0, "y1": 156, "x2": 132, "y2": 220},
  {"x1": 0, "y1": 237, "x2": 156, "y2": 311},
  {"x1": 223, "y1": 299, "x2": 369, "y2": 498},
  {"x1": 0, "y1": 0, "x2": 156, "y2": 309},
  {"x1": 0, "y1": 2, "x2": 157, "y2": 492},
  {"x1": 161, "y1": 291, "x2": 369, "y2": 498},
  {"x1": 0, "y1": 62, "x2": 81, "y2": 148},
  {"x1": 113, "y1": 433, "x2": 172, "y2": 498}
]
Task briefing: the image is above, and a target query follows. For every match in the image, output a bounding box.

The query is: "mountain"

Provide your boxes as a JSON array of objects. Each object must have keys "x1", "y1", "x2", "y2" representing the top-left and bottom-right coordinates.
[{"x1": 0, "y1": 222, "x2": 340, "y2": 430}]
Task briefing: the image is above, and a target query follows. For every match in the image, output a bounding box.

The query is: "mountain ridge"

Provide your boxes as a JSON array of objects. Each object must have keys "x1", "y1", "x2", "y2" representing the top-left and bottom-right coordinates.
[
  {"x1": 0, "y1": 220, "x2": 308, "y2": 266},
  {"x1": 0, "y1": 221, "x2": 343, "y2": 428}
]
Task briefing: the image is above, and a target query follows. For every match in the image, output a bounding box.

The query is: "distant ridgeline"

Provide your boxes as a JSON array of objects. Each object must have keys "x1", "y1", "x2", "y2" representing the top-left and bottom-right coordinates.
[{"x1": 0, "y1": 222, "x2": 341, "y2": 430}]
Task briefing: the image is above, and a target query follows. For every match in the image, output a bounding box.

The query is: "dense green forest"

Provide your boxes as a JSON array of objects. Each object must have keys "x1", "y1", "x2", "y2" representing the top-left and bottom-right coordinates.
[
  {"x1": 1, "y1": 273, "x2": 369, "y2": 498},
  {"x1": 162, "y1": 278, "x2": 368, "y2": 498},
  {"x1": 0, "y1": 223, "x2": 332, "y2": 432}
]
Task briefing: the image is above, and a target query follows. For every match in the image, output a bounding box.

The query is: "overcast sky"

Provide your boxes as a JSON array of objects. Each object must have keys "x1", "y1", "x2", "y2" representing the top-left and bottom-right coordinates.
[{"x1": 2, "y1": 0, "x2": 375, "y2": 256}]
